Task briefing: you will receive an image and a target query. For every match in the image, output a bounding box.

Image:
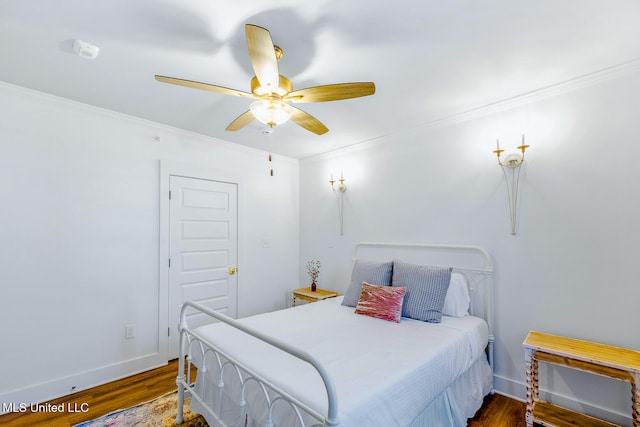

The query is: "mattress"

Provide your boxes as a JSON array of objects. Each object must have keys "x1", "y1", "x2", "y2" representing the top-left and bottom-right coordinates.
[{"x1": 188, "y1": 296, "x2": 492, "y2": 427}]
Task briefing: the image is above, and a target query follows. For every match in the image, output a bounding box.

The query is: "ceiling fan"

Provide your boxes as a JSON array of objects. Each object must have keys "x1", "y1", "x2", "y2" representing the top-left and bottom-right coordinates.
[{"x1": 155, "y1": 24, "x2": 375, "y2": 135}]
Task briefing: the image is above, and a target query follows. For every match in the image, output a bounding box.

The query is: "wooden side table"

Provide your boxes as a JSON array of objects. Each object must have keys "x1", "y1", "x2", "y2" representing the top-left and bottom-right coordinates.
[
  {"x1": 292, "y1": 287, "x2": 339, "y2": 306},
  {"x1": 523, "y1": 331, "x2": 640, "y2": 427}
]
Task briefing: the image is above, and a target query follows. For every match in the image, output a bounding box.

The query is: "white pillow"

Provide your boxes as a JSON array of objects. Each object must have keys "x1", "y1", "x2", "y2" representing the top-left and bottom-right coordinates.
[{"x1": 442, "y1": 273, "x2": 470, "y2": 317}]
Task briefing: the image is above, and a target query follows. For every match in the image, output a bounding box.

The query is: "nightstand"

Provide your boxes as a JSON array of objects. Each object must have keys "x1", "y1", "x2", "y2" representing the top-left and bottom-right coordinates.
[
  {"x1": 523, "y1": 331, "x2": 640, "y2": 427},
  {"x1": 292, "y1": 287, "x2": 339, "y2": 306}
]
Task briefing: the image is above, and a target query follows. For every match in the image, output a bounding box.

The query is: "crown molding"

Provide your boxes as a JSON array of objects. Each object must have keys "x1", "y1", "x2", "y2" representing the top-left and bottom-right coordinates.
[
  {"x1": 302, "y1": 57, "x2": 640, "y2": 163},
  {"x1": 0, "y1": 80, "x2": 298, "y2": 165}
]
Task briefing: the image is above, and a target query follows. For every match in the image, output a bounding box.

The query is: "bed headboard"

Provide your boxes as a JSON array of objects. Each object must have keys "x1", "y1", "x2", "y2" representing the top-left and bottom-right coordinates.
[{"x1": 353, "y1": 242, "x2": 495, "y2": 370}]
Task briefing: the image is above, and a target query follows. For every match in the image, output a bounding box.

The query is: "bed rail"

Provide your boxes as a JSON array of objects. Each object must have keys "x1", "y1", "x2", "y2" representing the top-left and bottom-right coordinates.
[{"x1": 176, "y1": 300, "x2": 340, "y2": 427}]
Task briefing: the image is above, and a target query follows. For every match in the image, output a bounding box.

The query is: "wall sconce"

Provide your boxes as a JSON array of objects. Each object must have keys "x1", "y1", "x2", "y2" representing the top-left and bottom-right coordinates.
[
  {"x1": 329, "y1": 173, "x2": 347, "y2": 235},
  {"x1": 493, "y1": 134, "x2": 530, "y2": 235}
]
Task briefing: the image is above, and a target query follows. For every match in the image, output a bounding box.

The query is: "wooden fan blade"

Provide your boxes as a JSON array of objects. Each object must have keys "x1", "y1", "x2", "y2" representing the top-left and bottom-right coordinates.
[
  {"x1": 245, "y1": 24, "x2": 280, "y2": 92},
  {"x1": 226, "y1": 110, "x2": 255, "y2": 131},
  {"x1": 155, "y1": 75, "x2": 254, "y2": 98},
  {"x1": 286, "y1": 82, "x2": 375, "y2": 103},
  {"x1": 289, "y1": 106, "x2": 329, "y2": 135}
]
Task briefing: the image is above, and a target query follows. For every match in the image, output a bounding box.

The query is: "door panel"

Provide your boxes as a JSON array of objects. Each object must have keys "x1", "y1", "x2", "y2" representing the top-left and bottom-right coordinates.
[
  {"x1": 181, "y1": 220, "x2": 228, "y2": 240},
  {"x1": 168, "y1": 176, "x2": 237, "y2": 359}
]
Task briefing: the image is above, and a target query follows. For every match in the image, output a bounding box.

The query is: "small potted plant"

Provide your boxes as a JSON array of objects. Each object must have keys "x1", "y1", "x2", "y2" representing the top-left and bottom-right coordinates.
[{"x1": 306, "y1": 260, "x2": 321, "y2": 292}]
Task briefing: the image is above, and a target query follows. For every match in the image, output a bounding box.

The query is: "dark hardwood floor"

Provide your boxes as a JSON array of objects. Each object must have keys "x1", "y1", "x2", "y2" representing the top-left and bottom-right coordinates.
[
  {"x1": 0, "y1": 360, "x2": 526, "y2": 426},
  {"x1": 0, "y1": 359, "x2": 194, "y2": 427},
  {"x1": 468, "y1": 392, "x2": 527, "y2": 426}
]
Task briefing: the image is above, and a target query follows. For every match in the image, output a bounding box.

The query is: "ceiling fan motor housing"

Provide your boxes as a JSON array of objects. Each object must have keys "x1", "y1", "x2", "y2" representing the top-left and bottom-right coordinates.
[{"x1": 251, "y1": 75, "x2": 292, "y2": 97}]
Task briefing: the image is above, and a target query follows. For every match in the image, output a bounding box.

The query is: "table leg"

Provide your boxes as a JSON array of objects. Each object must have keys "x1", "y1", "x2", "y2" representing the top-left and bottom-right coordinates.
[
  {"x1": 633, "y1": 373, "x2": 639, "y2": 427},
  {"x1": 525, "y1": 348, "x2": 538, "y2": 427}
]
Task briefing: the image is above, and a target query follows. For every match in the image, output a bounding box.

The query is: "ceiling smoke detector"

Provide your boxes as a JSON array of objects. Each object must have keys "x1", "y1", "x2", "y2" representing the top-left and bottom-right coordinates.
[{"x1": 73, "y1": 39, "x2": 99, "y2": 59}]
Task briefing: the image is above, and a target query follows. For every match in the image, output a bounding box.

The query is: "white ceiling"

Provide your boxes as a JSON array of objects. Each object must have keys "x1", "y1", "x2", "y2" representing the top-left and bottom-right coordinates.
[{"x1": 2, "y1": 1, "x2": 639, "y2": 159}]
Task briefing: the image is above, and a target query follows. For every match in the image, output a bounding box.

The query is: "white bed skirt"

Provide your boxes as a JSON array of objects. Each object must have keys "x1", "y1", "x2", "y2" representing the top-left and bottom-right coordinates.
[{"x1": 405, "y1": 355, "x2": 493, "y2": 427}]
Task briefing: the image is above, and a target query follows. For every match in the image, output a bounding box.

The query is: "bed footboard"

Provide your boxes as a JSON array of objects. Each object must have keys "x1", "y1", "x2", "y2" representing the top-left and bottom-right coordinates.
[{"x1": 176, "y1": 301, "x2": 340, "y2": 427}]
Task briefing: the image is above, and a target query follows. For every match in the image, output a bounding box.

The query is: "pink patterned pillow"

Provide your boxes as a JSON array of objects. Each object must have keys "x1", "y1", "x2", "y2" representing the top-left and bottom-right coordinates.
[{"x1": 355, "y1": 282, "x2": 407, "y2": 323}]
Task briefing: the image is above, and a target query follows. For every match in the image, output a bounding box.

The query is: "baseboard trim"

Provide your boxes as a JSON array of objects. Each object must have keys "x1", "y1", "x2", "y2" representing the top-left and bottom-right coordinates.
[
  {"x1": 493, "y1": 374, "x2": 631, "y2": 426},
  {"x1": 0, "y1": 353, "x2": 166, "y2": 415}
]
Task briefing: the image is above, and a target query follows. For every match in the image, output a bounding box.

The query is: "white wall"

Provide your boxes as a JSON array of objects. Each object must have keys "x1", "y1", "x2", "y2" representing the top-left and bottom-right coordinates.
[
  {"x1": 0, "y1": 83, "x2": 299, "y2": 408},
  {"x1": 299, "y1": 64, "x2": 640, "y2": 425}
]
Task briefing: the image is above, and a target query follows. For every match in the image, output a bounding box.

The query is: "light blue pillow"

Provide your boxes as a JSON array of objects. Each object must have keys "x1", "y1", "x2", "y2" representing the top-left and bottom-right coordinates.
[
  {"x1": 342, "y1": 260, "x2": 393, "y2": 307},
  {"x1": 391, "y1": 260, "x2": 452, "y2": 323}
]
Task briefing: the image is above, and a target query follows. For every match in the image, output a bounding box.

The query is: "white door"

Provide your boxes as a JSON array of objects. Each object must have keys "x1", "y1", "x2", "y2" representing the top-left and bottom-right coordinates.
[{"x1": 168, "y1": 175, "x2": 238, "y2": 359}]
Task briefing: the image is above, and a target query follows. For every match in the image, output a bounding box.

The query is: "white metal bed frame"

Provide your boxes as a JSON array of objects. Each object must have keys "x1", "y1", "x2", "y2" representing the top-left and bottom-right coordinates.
[{"x1": 175, "y1": 242, "x2": 494, "y2": 427}]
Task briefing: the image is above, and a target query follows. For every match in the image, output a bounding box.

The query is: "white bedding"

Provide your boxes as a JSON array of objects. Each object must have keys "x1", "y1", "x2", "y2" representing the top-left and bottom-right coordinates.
[{"x1": 189, "y1": 296, "x2": 492, "y2": 427}]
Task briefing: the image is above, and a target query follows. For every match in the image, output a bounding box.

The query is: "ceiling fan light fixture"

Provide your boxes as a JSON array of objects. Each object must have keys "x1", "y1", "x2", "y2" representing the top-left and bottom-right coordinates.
[{"x1": 250, "y1": 99, "x2": 292, "y2": 128}]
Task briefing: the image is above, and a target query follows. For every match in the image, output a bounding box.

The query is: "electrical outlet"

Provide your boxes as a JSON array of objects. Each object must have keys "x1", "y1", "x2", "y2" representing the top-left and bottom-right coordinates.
[{"x1": 125, "y1": 324, "x2": 136, "y2": 339}]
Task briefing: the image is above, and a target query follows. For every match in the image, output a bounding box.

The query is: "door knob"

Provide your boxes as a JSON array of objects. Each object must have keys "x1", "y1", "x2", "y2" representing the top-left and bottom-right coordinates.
[{"x1": 229, "y1": 266, "x2": 237, "y2": 275}]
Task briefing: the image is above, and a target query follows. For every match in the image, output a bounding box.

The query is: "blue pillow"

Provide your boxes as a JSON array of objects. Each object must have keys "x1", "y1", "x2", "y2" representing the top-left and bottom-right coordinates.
[
  {"x1": 342, "y1": 260, "x2": 393, "y2": 307},
  {"x1": 391, "y1": 260, "x2": 452, "y2": 323}
]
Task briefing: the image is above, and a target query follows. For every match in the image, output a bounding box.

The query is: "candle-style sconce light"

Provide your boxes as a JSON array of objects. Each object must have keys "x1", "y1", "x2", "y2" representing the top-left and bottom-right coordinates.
[
  {"x1": 329, "y1": 173, "x2": 347, "y2": 235},
  {"x1": 493, "y1": 134, "x2": 530, "y2": 235}
]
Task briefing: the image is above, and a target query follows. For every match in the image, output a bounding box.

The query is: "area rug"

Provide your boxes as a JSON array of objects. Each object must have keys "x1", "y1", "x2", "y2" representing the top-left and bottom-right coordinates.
[{"x1": 74, "y1": 391, "x2": 208, "y2": 427}]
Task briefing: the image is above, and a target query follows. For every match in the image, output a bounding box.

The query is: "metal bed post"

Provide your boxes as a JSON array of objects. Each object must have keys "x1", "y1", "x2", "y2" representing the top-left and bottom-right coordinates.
[{"x1": 176, "y1": 314, "x2": 188, "y2": 425}]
